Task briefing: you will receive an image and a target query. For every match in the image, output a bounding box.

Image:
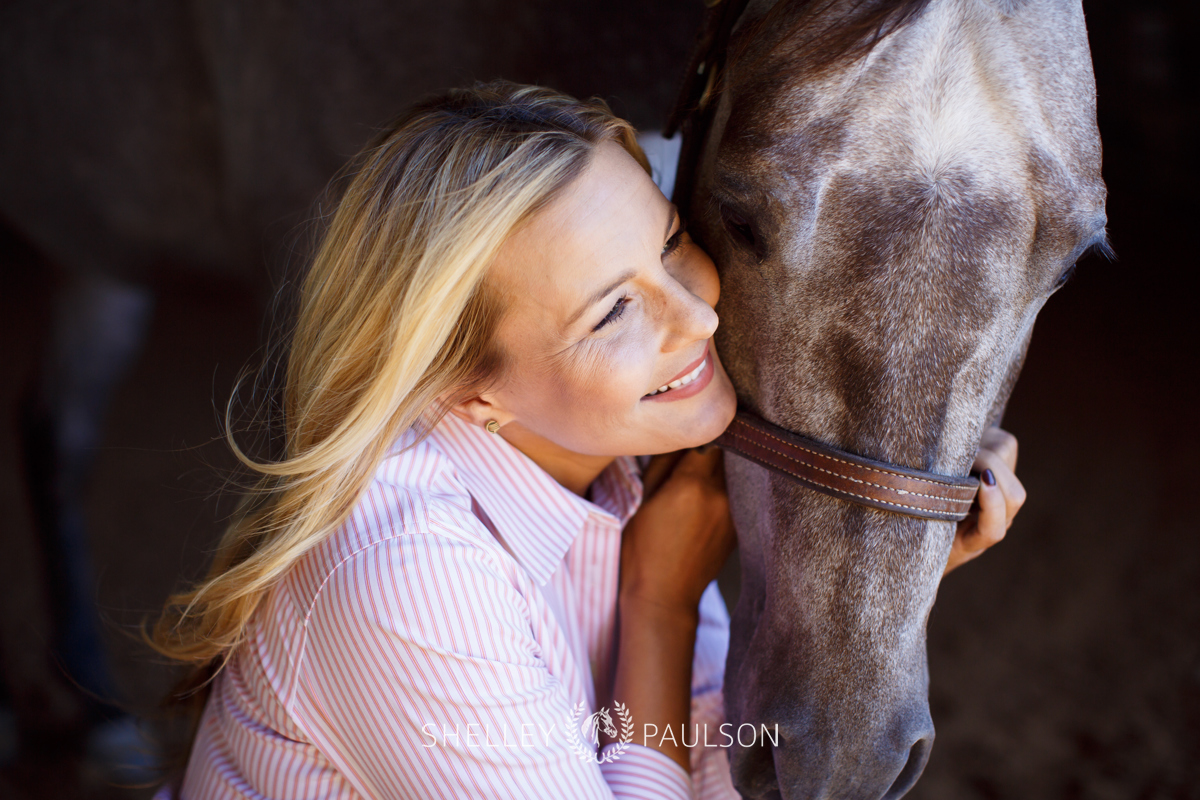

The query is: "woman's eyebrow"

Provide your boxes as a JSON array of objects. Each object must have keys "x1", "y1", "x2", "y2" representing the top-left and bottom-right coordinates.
[{"x1": 566, "y1": 269, "x2": 636, "y2": 328}]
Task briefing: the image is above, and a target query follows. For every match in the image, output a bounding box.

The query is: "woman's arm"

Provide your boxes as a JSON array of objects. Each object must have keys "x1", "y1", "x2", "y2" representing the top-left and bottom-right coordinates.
[{"x1": 612, "y1": 449, "x2": 736, "y2": 771}]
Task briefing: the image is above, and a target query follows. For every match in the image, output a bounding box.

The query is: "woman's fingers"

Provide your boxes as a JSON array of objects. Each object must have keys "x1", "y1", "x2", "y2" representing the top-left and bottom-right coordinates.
[
  {"x1": 968, "y1": 464, "x2": 1009, "y2": 551},
  {"x1": 642, "y1": 447, "x2": 723, "y2": 497},
  {"x1": 943, "y1": 428, "x2": 1026, "y2": 575},
  {"x1": 672, "y1": 446, "x2": 724, "y2": 481},
  {"x1": 622, "y1": 446, "x2": 734, "y2": 610},
  {"x1": 978, "y1": 425, "x2": 1019, "y2": 471},
  {"x1": 641, "y1": 451, "x2": 688, "y2": 497},
  {"x1": 943, "y1": 481, "x2": 1004, "y2": 574},
  {"x1": 972, "y1": 445, "x2": 1026, "y2": 531}
]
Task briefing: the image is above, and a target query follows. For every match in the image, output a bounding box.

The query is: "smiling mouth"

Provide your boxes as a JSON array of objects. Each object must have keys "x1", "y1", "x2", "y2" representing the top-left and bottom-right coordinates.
[{"x1": 644, "y1": 356, "x2": 708, "y2": 397}]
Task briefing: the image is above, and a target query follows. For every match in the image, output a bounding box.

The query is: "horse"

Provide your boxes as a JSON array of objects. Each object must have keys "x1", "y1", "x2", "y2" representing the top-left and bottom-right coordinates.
[{"x1": 669, "y1": 0, "x2": 1106, "y2": 796}]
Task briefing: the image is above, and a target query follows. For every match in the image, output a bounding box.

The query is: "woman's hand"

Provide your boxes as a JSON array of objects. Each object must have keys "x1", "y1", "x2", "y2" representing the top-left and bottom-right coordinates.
[
  {"x1": 943, "y1": 426, "x2": 1027, "y2": 575},
  {"x1": 619, "y1": 447, "x2": 736, "y2": 614}
]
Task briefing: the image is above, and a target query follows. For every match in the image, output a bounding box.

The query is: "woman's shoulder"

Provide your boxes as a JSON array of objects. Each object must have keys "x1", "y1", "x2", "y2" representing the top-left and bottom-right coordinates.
[
  {"x1": 237, "y1": 433, "x2": 537, "y2": 721},
  {"x1": 278, "y1": 445, "x2": 540, "y2": 673},
  {"x1": 336, "y1": 429, "x2": 476, "y2": 541},
  {"x1": 286, "y1": 430, "x2": 523, "y2": 614}
]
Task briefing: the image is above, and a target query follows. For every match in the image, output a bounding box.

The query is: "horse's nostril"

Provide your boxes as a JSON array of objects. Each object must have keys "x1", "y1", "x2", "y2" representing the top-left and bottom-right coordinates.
[
  {"x1": 730, "y1": 736, "x2": 779, "y2": 799},
  {"x1": 883, "y1": 735, "x2": 933, "y2": 799}
]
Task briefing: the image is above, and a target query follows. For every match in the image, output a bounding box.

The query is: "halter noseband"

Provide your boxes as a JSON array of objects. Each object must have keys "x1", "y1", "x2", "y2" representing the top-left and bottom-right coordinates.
[{"x1": 716, "y1": 412, "x2": 979, "y2": 522}]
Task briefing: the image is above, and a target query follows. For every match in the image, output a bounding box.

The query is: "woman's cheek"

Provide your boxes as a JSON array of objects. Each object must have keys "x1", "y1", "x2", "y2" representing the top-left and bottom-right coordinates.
[
  {"x1": 570, "y1": 328, "x2": 656, "y2": 412},
  {"x1": 611, "y1": 323, "x2": 663, "y2": 403},
  {"x1": 549, "y1": 339, "x2": 619, "y2": 408}
]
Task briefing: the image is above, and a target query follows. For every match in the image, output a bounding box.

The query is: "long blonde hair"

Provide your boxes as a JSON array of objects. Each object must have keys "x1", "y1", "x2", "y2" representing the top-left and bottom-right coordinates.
[{"x1": 151, "y1": 81, "x2": 649, "y2": 677}]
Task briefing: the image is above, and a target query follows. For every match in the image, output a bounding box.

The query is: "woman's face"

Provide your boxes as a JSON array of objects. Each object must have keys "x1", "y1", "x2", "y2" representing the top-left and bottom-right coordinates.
[{"x1": 472, "y1": 139, "x2": 737, "y2": 464}]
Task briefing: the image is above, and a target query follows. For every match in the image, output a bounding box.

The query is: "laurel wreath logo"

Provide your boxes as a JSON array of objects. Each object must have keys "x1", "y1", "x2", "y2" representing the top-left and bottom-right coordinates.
[{"x1": 564, "y1": 700, "x2": 634, "y2": 763}]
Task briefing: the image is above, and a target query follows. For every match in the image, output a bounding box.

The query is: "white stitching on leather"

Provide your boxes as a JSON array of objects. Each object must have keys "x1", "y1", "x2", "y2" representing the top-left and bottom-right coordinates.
[
  {"x1": 726, "y1": 430, "x2": 973, "y2": 509},
  {"x1": 727, "y1": 446, "x2": 953, "y2": 516},
  {"x1": 737, "y1": 420, "x2": 977, "y2": 491}
]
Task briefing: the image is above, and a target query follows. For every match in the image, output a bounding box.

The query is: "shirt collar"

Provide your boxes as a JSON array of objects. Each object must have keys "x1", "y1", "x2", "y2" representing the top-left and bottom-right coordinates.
[{"x1": 427, "y1": 413, "x2": 643, "y2": 585}]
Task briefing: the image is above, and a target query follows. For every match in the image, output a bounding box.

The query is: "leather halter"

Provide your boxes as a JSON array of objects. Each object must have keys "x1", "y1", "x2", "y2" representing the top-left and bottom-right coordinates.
[
  {"x1": 669, "y1": 0, "x2": 981, "y2": 522},
  {"x1": 716, "y1": 412, "x2": 980, "y2": 522}
]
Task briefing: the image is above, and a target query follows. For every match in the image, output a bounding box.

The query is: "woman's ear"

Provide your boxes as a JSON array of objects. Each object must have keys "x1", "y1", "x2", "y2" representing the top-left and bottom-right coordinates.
[{"x1": 447, "y1": 392, "x2": 513, "y2": 431}]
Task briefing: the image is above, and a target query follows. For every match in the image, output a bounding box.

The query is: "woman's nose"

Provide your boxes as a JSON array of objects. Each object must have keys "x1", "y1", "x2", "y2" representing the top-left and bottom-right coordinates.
[{"x1": 661, "y1": 266, "x2": 719, "y2": 350}]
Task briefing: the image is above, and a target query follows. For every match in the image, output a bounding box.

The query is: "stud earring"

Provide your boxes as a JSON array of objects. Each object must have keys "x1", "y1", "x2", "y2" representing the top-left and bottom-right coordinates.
[{"x1": 485, "y1": 420, "x2": 500, "y2": 434}]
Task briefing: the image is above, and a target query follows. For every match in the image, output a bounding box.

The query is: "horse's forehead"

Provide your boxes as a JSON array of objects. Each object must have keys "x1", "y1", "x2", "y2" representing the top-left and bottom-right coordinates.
[{"x1": 719, "y1": 0, "x2": 1103, "y2": 219}]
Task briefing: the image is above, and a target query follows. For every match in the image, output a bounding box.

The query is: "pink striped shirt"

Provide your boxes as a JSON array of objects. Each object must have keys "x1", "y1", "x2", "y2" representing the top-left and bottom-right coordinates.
[{"x1": 173, "y1": 411, "x2": 740, "y2": 799}]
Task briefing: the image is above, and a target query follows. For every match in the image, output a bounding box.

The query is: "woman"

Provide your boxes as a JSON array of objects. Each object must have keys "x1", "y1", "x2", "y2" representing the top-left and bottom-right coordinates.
[{"x1": 153, "y1": 81, "x2": 1024, "y2": 799}]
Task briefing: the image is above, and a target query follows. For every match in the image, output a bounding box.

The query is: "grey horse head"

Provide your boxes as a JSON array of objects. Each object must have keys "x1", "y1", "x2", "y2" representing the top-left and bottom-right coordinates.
[{"x1": 681, "y1": 0, "x2": 1107, "y2": 797}]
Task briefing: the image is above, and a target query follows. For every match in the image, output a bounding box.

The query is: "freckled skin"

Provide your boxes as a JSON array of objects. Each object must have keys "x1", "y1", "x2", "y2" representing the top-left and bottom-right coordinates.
[{"x1": 454, "y1": 140, "x2": 738, "y2": 493}]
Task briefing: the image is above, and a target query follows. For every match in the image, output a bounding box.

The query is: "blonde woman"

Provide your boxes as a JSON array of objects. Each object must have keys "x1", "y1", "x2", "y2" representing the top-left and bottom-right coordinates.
[{"x1": 152, "y1": 81, "x2": 1024, "y2": 799}]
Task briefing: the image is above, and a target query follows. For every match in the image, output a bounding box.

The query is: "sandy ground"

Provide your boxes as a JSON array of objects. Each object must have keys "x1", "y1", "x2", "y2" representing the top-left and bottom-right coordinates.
[{"x1": 1, "y1": 1, "x2": 1197, "y2": 798}]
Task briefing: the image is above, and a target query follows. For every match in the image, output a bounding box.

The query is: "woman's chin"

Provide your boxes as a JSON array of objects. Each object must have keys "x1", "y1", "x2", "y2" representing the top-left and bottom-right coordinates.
[
  {"x1": 696, "y1": 374, "x2": 738, "y2": 444},
  {"x1": 647, "y1": 372, "x2": 737, "y2": 452},
  {"x1": 700, "y1": 359, "x2": 738, "y2": 431}
]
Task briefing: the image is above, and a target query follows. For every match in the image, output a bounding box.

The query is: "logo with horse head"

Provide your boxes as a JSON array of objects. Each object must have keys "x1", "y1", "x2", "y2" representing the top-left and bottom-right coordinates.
[
  {"x1": 581, "y1": 707, "x2": 618, "y2": 745},
  {"x1": 565, "y1": 701, "x2": 633, "y2": 763}
]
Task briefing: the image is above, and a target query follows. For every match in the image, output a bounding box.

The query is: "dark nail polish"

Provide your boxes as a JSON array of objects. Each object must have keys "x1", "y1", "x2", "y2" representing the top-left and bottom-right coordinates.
[{"x1": 982, "y1": 468, "x2": 996, "y2": 486}]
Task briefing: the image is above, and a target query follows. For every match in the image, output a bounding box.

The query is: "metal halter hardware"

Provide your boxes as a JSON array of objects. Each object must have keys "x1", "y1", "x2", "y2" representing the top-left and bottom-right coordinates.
[{"x1": 671, "y1": 0, "x2": 982, "y2": 522}]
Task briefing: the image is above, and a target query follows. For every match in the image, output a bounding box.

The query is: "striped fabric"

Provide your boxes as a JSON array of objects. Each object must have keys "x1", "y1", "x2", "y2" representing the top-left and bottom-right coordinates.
[{"x1": 171, "y1": 411, "x2": 741, "y2": 799}]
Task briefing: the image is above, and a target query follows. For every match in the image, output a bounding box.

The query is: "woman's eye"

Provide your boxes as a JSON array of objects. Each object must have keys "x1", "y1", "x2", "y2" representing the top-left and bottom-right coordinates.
[
  {"x1": 663, "y1": 221, "x2": 688, "y2": 256},
  {"x1": 592, "y1": 296, "x2": 629, "y2": 332}
]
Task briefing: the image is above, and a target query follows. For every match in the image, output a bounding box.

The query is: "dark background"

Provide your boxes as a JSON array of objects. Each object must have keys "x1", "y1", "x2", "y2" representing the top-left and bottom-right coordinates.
[{"x1": 1, "y1": 1, "x2": 1196, "y2": 798}]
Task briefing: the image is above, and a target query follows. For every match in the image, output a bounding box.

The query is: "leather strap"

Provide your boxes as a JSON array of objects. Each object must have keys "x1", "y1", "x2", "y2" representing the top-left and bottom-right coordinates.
[
  {"x1": 664, "y1": 0, "x2": 752, "y2": 137},
  {"x1": 664, "y1": 0, "x2": 753, "y2": 207},
  {"x1": 716, "y1": 411, "x2": 980, "y2": 522}
]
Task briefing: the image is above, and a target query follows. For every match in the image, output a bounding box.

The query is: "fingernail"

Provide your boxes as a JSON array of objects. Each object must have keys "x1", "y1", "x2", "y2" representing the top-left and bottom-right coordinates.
[{"x1": 982, "y1": 468, "x2": 996, "y2": 486}]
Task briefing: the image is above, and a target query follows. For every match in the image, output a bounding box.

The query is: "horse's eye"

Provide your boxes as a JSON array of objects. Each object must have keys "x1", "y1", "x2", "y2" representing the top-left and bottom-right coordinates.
[
  {"x1": 720, "y1": 204, "x2": 762, "y2": 260},
  {"x1": 1054, "y1": 238, "x2": 1110, "y2": 293},
  {"x1": 1052, "y1": 262, "x2": 1077, "y2": 291}
]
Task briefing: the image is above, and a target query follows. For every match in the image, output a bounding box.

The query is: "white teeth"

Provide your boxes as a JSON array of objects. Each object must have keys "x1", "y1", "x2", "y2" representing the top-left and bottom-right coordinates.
[{"x1": 646, "y1": 357, "x2": 707, "y2": 397}]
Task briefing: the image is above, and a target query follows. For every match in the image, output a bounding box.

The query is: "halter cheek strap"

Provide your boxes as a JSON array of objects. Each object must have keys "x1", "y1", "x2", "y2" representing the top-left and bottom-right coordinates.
[{"x1": 716, "y1": 411, "x2": 981, "y2": 522}]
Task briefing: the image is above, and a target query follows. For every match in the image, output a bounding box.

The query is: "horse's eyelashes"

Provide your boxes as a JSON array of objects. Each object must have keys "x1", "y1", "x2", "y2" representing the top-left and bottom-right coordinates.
[
  {"x1": 1052, "y1": 262, "x2": 1077, "y2": 290},
  {"x1": 720, "y1": 203, "x2": 764, "y2": 260}
]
